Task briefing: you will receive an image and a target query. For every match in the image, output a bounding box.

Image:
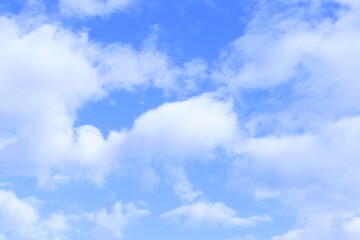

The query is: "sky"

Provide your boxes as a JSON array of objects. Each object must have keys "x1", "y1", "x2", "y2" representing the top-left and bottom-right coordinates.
[{"x1": 1, "y1": 0, "x2": 360, "y2": 239}]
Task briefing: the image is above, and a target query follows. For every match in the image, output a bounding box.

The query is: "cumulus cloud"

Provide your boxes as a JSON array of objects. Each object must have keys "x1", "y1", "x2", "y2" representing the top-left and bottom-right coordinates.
[
  {"x1": 163, "y1": 201, "x2": 270, "y2": 228},
  {"x1": 230, "y1": 116, "x2": 360, "y2": 239},
  {"x1": 110, "y1": 93, "x2": 239, "y2": 190},
  {"x1": 0, "y1": 15, "x2": 117, "y2": 184},
  {"x1": 5, "y1": 0, "x2": 360, "y2": 239},
  {"x1": 0, "y1": 190, "x2": 38, "y2": 233},
  {"x1": 236, "y1": 117, "x2": 360, "y2": 185},
  {"x1": 0, "y1": 13, "x2": 209, "y2": 186},
  {"x1": 213, "y1": 1, "x2": 360, "y2": 239},
  {"x1": 0, "y1": 189, "x2": 70, "y2": 240},
  {"x1": 0, "y1": 189, "x2": 149, "y2": 240},
  {"x1": 59, "y1": 0, "x2": 138, "y2": 18},
  {"x1": 121, "y1": 93, "x2": 239, "y2": 162}
]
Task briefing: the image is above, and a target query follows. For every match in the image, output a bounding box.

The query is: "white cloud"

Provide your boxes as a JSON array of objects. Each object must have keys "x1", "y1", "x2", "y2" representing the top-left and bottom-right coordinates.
[
  {"x1": 59, "y1": 0, "x2": 138, "y2": 18},
  {"x1": 122, "y1": 93, "x2": 239, "y2": 162},
  {"x1": 110, "y1": 93, "x2": 239, "y2": 190},
  {"x1": 0, "y1": 190, "x2": 38, "y2": 233},
  {"x1": 272, "y1": 214, "x2": 360, "y2": 240},
  {"x1": 234, "y1": 104, "x2": 360, "y2": 198},
  {"x1": 231, "y1": 113, "x2": 360, "y2": 239},
  {"x1": 0, "y1": 188, "x2": 149, "y2": 240},
  {"x1": 102, "y1": 45, "x2": 208, "y2": 92},
  {"x1": 0, "y1": 14, "x2": 208, "y2": 186},
  {"x1": 213, "y1": 0, "x2": 360, "y2": 119},
  {"x1": 0, "y1": 15, "x2": 109, "y2": 183},
  {"x1": 215, "y1": 1, "x2": 360, "y2": 239},
  {"x1": 163, "y1": 201, "x2": 270, "y2": 228},
  {"x1": 0, "y1": 189, "x2": 70, "y2": 240},
  {"x1": 88, "y1": 202, "x2": 150, "y2": 239},
  {"x1": 0, "y1": 188, "x2": 150, "y2": 240}
]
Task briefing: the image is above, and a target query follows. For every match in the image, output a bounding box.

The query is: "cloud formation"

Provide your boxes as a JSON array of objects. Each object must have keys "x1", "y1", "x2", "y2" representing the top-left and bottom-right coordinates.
[
  {"x1": 2, "y1": 0, "x2": 360, "y2": 239},
  {"x1": 219, "y1": 0, "x2": 360, "y2": 238},
  {"x1": 0, "y1": 14, "x2": 209, "y2": 186},
  {"x1": 0, "y1": 190, "x2": 69, "y2": 240},
  {"x1": 88, "y1": 202, "x2": 150, "y2": 239},
  {"x1": 163, "y1": 201, "x2": 270, "y2": 229},
  {"x1": 59, "y1": 0, "x2": 138, "y2": 17}
]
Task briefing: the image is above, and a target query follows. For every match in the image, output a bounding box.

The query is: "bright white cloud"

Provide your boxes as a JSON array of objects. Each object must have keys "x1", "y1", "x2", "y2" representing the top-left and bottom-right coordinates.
[
  {"x1": 0, "y1": 15, "x2": 108, "y2": 183},
  {"x1": 111, "y1": 93, "x2": 239, "y2": 191},
  {"x1": 163, "y1": 201, "x2": 270, "y2": 228},
  {"x1": 0, "y1": 190, "x2": 38, "y2": 233},
  {"x1": 59, "y1": 0, "x2": 138, "y2": 17},
  {"x1": 0, "y1": 189, "x2": 70, "y2": 240},
  {"x1": 88, "y1": 202, "x2": 150, "y2": 239},
  {"x1": 0, "y1": 14, "x2": 208, "y2": 186},
  {"x1": 122, "y1": 93, "x2": 239, "y2": 162}
]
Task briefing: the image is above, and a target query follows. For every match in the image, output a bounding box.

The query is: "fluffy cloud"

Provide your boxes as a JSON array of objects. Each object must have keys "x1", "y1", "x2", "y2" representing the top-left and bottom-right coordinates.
[
  {"x1": 109, "y1": 93, "x2": 240, "y2": 191},
  {"x1": 236, "y1": 117, "x2": 360, "y2": 186},
  {"x1": 59, "y1": 0, "x2": 138, "y2": 18},
  {"x1": 214, "y1": 0, "x2": 360, "y2": 120},
  {"x1": 5, "y1": 1, "x2": 360, "y2": 239},
  {"x1": 0, "y1": 190, "x2": 38, "y2": 233},
  {"x1": 88, "y1": 202, "x2": 150, "y2": 239},
  {"x1": 163, "y1": 201, "x2": 270, "y2": 228},
  {"x1": 0, "y1": 189, "x2": 69, "y2": 240},
  {"x1": 0, "y1": 189, "x2": 149, "y2": 240},
  {"x1": 215, "y1": 1, "x2": 360, "y2": 239},
  {"x1": 121, "y1": 93, "x2": 239, "y2": 162},
  {"x1": 0, "y1": 15, "x2": 114, "y2": 184},
  {"x1": 230, "y1": 116, "x2": 360, "y2": 239},
  {"x1": 0, "y1": 13, "x2": 209, "y2": 186}
]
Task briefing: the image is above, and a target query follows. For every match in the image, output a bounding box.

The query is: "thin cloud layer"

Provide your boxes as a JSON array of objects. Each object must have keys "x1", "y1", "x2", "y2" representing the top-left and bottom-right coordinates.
[
  {"x1": 59, "y1": 0, "x2": 138, "y2": 17},
  {"x1": 163, "y1": 201, "x2": 270, "y2": 229},
  {"x1": 88, "y1": 202, "x2": 150, "y2": 239}
]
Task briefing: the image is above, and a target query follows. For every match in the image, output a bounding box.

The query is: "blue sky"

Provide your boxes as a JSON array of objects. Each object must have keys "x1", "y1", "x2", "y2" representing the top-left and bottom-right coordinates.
[{"x1": 1, "y1": 0, "x2": 360, "y2": 239}]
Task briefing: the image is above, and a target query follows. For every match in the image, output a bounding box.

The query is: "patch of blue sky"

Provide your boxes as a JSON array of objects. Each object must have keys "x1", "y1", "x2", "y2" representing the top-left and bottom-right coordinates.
[
  {"x1": 0, "y1": 0, "x2": 23, "y2": 14},
  {"x1": 58, "y1": 0, "x2": 256, "y2": 61},
  {"x1": 76, "y1": 88, "x2": 167, "y2": 133}
]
